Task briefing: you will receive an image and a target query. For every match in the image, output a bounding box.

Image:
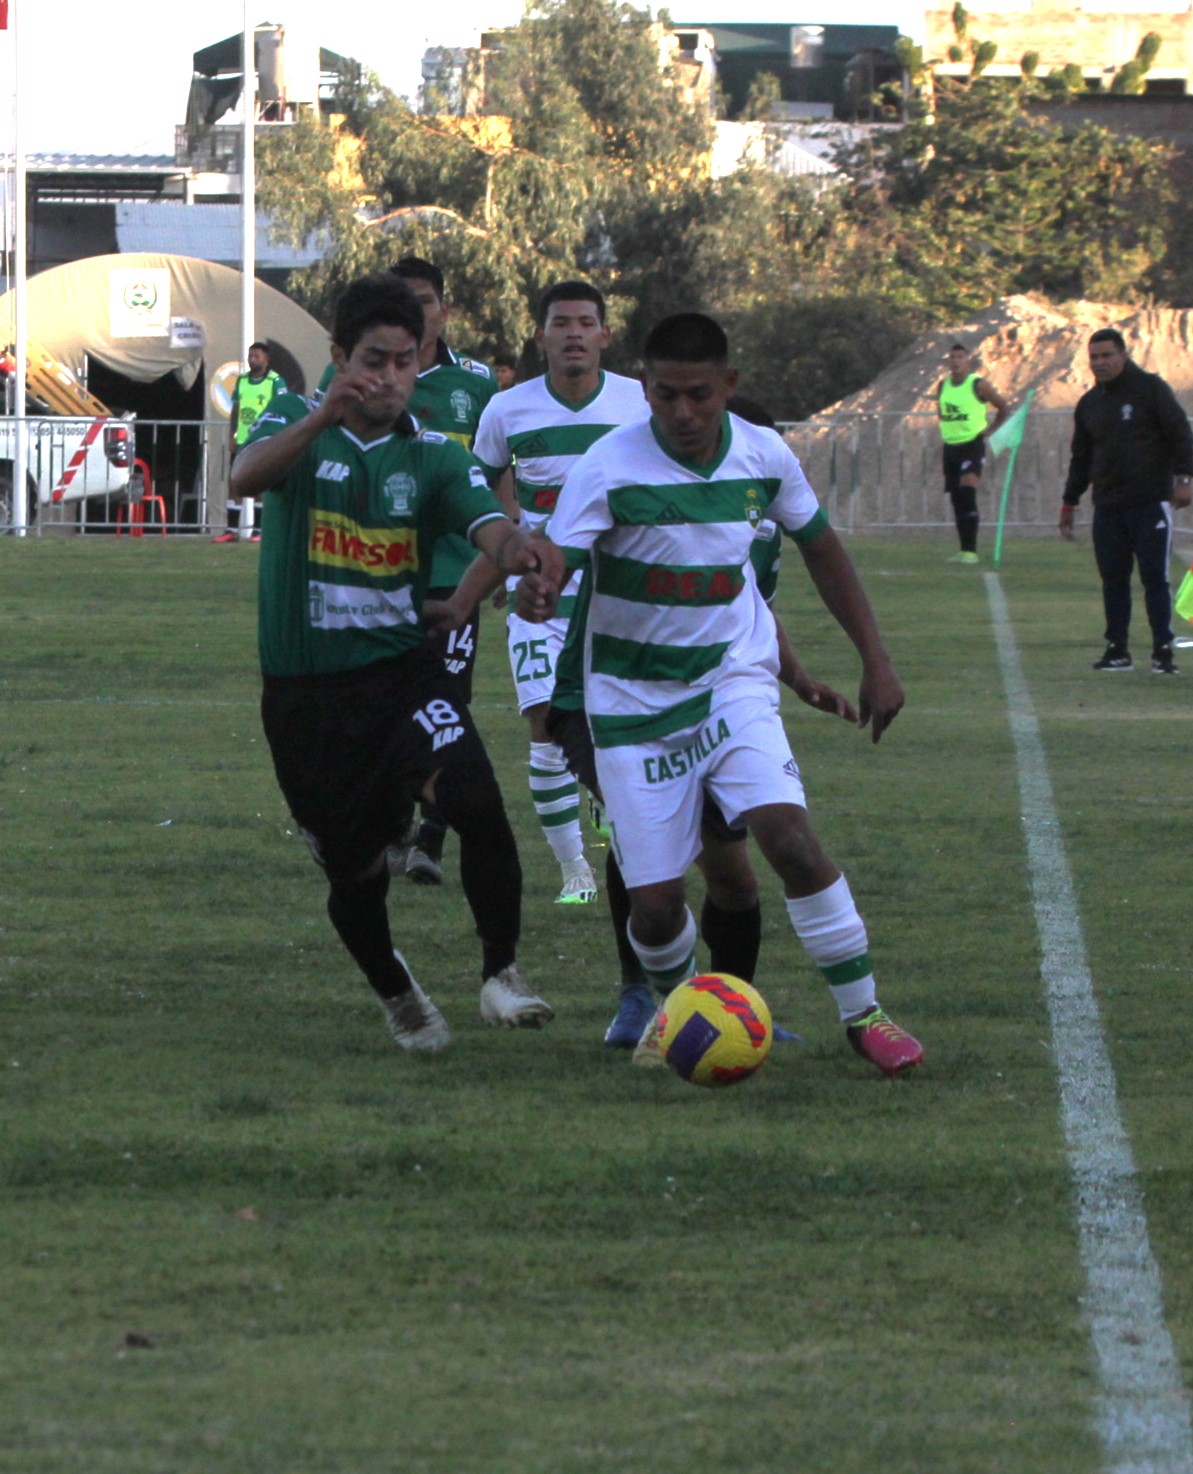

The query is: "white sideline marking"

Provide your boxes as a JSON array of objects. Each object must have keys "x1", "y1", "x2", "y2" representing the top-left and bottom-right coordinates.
[{"x1": 985, "y1": 573, "x2": 1193, "y2": 1474}]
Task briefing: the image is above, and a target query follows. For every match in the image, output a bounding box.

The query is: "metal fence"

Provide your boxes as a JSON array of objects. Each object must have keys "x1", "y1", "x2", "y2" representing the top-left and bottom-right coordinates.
[
  {"x1": 7, "y1": 417, "x2": 235, "y2": 536},
  {"x1": 8, "y1": 408, "x2": 1193, "y2": 542},
  {"x1": 780, "y1": 409, "x2": 1193, "y2": 541}
]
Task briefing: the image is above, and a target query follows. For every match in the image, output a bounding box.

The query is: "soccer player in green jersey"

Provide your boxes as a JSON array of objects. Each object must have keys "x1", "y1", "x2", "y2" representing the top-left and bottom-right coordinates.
[
  {"x1": 385, "y1": 256, "x2": 500, "y2": 885},
  {"x1": 528, "y1": 312, "x2": 924, "y2": 1077},
  {"x1": 231, "y1": 272, "x2": 558, "y2": 1050}
]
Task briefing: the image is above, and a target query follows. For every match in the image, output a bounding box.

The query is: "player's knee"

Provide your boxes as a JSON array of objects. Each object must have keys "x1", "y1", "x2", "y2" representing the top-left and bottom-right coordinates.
[
  {"x1": 432, "y1": 759, "x2": 507, "y2": 836},
  {"x1": 697, "y1": 845, "x2": 759, "y2": 912},
  {"x1": 756, "y1": 814, "x2": 835, "y2": 891},
  {"x1": 629, "y1": 887, "x2": 687, "y2": 948}
]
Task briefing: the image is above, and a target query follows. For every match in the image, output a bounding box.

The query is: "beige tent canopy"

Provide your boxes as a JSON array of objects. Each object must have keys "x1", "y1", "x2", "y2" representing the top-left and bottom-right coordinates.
[{"x1": 0, "y1": 252, "x2": 329, "y2": 414}]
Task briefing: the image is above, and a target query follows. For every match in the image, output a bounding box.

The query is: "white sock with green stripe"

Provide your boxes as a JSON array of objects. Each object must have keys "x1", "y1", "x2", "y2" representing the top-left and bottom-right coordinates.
[
  {"x1": 784, "y1": 875, "x2": 877, "y2": 1021},
  {"x1": 628, "y1": 908, "x2": 698, "y2": 995},
  {"x1": 528, "y1": 742, "x2": 584, "y2": 865}
]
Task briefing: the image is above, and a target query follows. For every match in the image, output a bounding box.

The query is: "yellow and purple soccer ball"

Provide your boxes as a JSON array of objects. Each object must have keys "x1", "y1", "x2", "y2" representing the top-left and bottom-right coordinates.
[{"x1": 657, "y1": 974, "x2": 773, "y2": 1088}]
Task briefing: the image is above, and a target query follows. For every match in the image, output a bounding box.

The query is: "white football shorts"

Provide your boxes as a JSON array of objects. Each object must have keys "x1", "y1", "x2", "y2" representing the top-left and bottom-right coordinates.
[{"x1": 594, "y1": 688, "x2": 807, "y2": 889}]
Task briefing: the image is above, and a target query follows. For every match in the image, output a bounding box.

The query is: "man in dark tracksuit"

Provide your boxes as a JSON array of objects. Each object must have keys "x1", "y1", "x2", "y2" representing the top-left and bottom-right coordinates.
[{"x1": 1060, "y1": 328, "x2": 1193, "y2": 674}]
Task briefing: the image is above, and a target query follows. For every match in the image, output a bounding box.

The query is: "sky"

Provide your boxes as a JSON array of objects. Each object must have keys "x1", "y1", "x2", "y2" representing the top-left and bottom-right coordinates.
[{"x1": 3, "y1": 1, "x2": 928, "y2": 158}]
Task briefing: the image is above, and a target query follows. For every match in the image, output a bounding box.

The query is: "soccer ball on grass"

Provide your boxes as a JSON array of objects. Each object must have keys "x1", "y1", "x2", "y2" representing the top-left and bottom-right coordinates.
[{"x1": 657, "y1": 973, "x2": 773, "y2": 1088}]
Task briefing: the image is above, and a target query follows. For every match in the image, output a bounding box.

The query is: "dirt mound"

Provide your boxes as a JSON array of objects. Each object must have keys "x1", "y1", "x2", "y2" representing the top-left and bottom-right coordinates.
[{"x1": 815, "y1": 295, "x2": 1193, "y2": 417}]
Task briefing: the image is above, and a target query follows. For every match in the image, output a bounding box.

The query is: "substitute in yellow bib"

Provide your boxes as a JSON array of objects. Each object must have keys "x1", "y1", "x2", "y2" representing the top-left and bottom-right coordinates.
[
  {"x1": 218, "y1": 342, "x2": 286, "y2": 542},
  {"x1": 935, "y1": 342, "x2": 1010, "y2": 565}
]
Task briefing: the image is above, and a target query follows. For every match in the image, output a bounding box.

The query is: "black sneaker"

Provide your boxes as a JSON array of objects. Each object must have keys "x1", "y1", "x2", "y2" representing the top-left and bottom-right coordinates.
[
  {"x1": 1092, "y1": 645, "x2": 1133, "y2": 672},
  {"x1": 1151, "y1": 646, "x2": 1180, "y2": 675}
]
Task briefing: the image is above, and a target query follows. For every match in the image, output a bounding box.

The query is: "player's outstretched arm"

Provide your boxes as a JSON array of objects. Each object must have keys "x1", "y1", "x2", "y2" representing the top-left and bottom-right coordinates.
[
  {"x1": 797, "y1": 526, "x2": 904, "y2": 744},
  {"x1": 773, "y1": 610, "x2": 858, "y2": 723},
  {"x1": 424, "y1": 550, "x2": 509, "y2": 637}
]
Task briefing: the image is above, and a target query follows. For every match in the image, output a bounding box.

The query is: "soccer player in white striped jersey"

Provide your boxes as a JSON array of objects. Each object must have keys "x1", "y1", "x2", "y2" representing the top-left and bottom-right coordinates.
[
  {"x1": 529, "y1": 312, "x2": 924, "y2": 1077},
  {"x1": 469, "y1": 282, "x2": 649, "y2": 905}
]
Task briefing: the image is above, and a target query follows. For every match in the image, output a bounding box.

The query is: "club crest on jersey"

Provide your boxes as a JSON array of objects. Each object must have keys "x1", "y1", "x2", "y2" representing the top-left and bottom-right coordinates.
[
  {"x1": 383, "y1": 473, "x2": 417, "y2": 516},
  {"x1": 744, "y1": 487, "x2": 766, "y2": 527},
  {"x1": 450, "y1": 389, "x2": 472, "y2": 422}
]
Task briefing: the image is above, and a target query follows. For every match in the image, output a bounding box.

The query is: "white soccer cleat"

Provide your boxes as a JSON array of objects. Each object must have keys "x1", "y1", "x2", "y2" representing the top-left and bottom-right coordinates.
[
  {"x1": 555, "y1": 856, "x2": 597, "y2": 905},
  {"x1": 630, "y1": 1004, "x2": 666, "y2": 1068},
  {"x1": 383, "y1": 981, "x2": 452, "y2": 1052},
  {"x1": 480, "y1": 965, "x2": 555, "y2": 1028}
]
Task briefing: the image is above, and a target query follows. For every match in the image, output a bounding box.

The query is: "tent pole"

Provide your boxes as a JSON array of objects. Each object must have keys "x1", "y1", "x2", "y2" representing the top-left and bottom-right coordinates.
[
  {"x1": 239, "y1": 1, "x2": 256, "y2": 537},
  {"x1": 12, "y1": 0, "x2": 27, "y2": 535}
]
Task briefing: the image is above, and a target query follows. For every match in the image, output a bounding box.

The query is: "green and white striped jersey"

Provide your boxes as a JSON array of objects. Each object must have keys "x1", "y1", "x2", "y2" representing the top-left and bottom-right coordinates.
[
  {"x1": 546, "y1": 412, "x2": 829, "y2": 749},
  {"x1": 472, "y1": 370, "x2": 648, "y2": 531}
]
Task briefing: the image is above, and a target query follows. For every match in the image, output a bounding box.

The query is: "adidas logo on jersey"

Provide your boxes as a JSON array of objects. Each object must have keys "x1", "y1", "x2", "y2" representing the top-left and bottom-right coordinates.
[
  {"x1": 519, "y1": 433, "x2": 551, "y2": 457},
  {"x1": 316, "y1": 460, "x2": 351, "y2": 482},
  {"x1": 655, "y1": 502, "x2": 687, "y2": 524}
]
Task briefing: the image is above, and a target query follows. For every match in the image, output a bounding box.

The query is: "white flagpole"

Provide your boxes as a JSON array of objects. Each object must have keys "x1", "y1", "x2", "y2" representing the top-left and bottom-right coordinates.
[
  {"x1": 12, "y1": 0, "x2": 27, "y2": 535},
  {"x1": 239, "y1": 3, "x2": 256, "y2": 538}
]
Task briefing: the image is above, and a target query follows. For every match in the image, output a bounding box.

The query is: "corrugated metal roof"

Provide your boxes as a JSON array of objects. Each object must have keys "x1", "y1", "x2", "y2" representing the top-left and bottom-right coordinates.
[
  {"x1": 115, "y1": 203, "x2": 327, "y2": 268},
  {"x1": 4, "y1": 153, "x2": 183, "y2": 173}
]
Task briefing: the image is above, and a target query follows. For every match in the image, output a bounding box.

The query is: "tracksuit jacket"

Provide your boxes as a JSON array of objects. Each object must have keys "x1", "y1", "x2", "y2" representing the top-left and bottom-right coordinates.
[{"x1": 1063, "y1": 360, "x2": 1193, "y2": 511}]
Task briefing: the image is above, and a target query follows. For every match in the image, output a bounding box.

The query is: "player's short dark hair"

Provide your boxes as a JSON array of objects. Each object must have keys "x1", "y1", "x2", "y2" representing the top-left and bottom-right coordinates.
[
  {"x1": 949, "y1": 341, "x2": 968, "y2": 353},
  {"x1": 1090, "y1": 327, "x2": 1127, "y2": 352},
  {"x1": 248, "y1": 341, "x2": 270, "y2": 356},
  {"x1": 643, "y1": 313, "x2": 729, "y2": 367},
  {"x1": 537, "y1": 281, "x2": 606, "y2": 328},
  {"x1": 333, "y1": 273, "x2": 425, "y2": 358},
  {"x1": 391, "y1": 255, "x2": 445, "y2": 301},
  {"x1": 493, "y1": 351, "x2": 517, "y2": 370}
]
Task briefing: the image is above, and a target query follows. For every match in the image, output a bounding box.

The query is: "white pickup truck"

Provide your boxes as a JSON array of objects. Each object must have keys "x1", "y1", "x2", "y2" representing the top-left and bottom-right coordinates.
[
  {"x1": 1, "y1": 341, "x2": 138, "y2": 529},
  {"x1": 0, "y1": 412, "x2": 137, "y2": 529}
]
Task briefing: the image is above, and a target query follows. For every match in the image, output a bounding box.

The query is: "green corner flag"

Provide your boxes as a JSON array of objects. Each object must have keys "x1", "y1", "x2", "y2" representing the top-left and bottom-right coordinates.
[
  {"x1": 1175, "y1": 568, "x2": 1193, "y2": 624},
  {"x1": 987, "y1": 399, "x2": 1030, "y2": 459},
  {"x1": 989, "y1": 390, "x2": 1035, "y2": 569}
]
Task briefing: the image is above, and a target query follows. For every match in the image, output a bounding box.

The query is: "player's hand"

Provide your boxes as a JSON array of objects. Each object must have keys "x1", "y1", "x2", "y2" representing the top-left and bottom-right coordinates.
[
  {"x1": 1058, "y1": 503, "x2": 1076, "y2": 541},
  {"x1": 515, "y1": 570, "x2": 559, "y2": 622},
  {"x1": 789, "y1": 670, "x2": 859, "y2": 724},
  {"x1": 318, "y1": 371, "x2": 384, "y2": 424},
  {"x1": 857, "y1": 659, "x2": 905, "y2": 745},
  {"x1": 423, "y1": 598, "x2": 467, "y2": 635}
]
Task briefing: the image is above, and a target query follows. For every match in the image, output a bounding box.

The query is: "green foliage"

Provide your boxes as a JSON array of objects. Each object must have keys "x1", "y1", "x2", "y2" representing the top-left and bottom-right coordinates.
[
  {"x1": 832, "y1": 78, "x2": 1175, "y2": 315},
  {"x1": 255, "y1": 0, "x2": 1192, "y2": 416},
  {"x1": 741, "y1": 69, "x2": 783, "y2": 122},
  {"x1": 1110, "y1": 32, "x2": 1162, "y2": 94}
]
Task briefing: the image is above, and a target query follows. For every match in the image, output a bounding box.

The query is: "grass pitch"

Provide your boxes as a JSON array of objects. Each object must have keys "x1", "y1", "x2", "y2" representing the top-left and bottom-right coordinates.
[{"x1": 1, "y1": 534, "x2": 1189, "y2": 1473}]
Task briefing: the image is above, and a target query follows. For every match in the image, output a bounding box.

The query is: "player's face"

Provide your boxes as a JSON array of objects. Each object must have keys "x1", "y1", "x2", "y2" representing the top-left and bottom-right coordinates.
[
  {"x1": 1089, "y1": 339, "x2": 1128, "y2": 383},
  {"x1": 947, "y1": 347, "x2": 971, "y2": 378},
  {"x1": 333, "y1": 324, "x2": 420, "y2": 427},
  {"x1": 247, "y1": 346, "x2": 269, "y2": 376},
  {"x1": 536, "y1": 301, "x2": 610, "y2": 382},
  {"x1": 405, "y1": 279, "x2": 447, "y2": 351},
  {"x1": 645, "y1": 359, "x2": 738, "y2": 464}
]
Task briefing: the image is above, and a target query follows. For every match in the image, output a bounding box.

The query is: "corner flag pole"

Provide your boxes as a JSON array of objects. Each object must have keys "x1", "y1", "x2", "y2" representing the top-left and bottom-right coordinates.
[{"x1": 989, "y1": 389, "x2": 1034, "y2": 570}]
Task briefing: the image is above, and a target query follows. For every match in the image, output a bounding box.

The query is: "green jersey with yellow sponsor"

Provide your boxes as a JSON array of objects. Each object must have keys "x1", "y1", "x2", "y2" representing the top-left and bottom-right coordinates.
[
  {"x1": 248, "y1": 392, "x2": 506, "y2": 678},
  {"x1": 315, "y1": 343, "x2": 497, "y2": 587}
]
